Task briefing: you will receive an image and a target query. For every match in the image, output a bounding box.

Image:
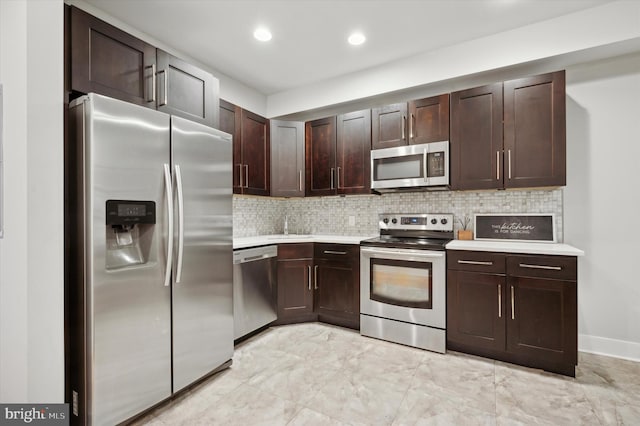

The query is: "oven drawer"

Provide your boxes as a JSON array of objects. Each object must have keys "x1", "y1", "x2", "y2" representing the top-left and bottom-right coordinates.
[
  {"x1": 315, "y1": 243, "x2": 359, "y2": 261},
  {"x1": 447, "y1": 250, "x2": 506, "y2": 274},
  {"x1": 507, "y1": 255, "x2": 577, "y2": 281}
]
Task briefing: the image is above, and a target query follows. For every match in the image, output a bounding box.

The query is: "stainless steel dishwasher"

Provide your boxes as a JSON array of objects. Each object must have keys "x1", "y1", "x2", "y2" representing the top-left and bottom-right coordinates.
[{"x1": 233, "y1": 245, "x2": 278, "y2": 340}]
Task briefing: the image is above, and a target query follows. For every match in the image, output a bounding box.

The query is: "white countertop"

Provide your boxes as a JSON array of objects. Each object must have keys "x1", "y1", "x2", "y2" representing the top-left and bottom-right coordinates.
[
  {"x1": 446, "y1": 240, "x2": 584, "y2": 256},
  {"x1": 233, "y1": 234, "x2": 376, "y2": 250}
]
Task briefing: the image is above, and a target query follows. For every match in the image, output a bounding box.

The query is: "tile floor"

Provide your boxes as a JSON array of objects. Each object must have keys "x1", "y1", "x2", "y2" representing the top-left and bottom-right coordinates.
[{"x1": 135, "y1": 322, "x2": 640, "y2": 425}]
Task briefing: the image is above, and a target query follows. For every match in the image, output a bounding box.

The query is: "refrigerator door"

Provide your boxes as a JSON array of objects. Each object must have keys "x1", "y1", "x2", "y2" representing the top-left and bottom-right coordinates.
[
  {"x1": 171, "y1": 116, "x2": 233, "y2": 391},
  {"x1": 84, "y1": 94, "x2": 172, "y2": 424}
]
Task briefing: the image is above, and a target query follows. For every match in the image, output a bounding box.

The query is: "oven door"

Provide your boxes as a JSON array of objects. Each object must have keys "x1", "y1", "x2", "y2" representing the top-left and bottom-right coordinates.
[
  {"x1": 370, "y1": 141, "x2": 449, "y2": 190},
  {"x1": 360, "y1": 246, "x2": 445, "y2": 328}
]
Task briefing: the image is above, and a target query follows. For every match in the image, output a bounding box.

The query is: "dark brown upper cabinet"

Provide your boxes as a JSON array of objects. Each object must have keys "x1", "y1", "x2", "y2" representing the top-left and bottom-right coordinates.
[
  {"x1": 450, "y1": 83, "x2": 504, "y2": 190},
  {"x1": 451, "y1": 71, "x2": 566, "y2": 190},
  {"x1": 306, "y1": 111, "x2": 371, "y2": 197},
  {"x1": 156, "y1": 50, "x2": 218, "y2": 128},
  {"x1": 239, "y1": 109, "x2": 270, "y2": 196},
  {"x1": 305, "y1": 117, "x2": 337, "y2": 197},
  {"x1": 372, "y1": 94, "x2": 449, "y2": 149},
  {"x1": 70, "y1": 6, "x2": 156, "y2": 108},
  {"x1": 219, "y1": 100, "x2": 242, "y2": 193},
  {"x1": 336, "y1": 110, "x2": 371, "y2": 195},
  {"x1": 271, "y1": 120, "x2": 305, "y2": 197},
  {"x1": 503, "y1": 71, "x2": 566, "y2": 188}
]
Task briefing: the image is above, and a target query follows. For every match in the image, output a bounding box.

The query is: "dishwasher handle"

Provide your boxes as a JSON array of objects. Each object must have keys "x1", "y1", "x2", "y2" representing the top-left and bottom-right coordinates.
[{"x1": 233, "y1": 246, "x2": 278, "y2": 264}]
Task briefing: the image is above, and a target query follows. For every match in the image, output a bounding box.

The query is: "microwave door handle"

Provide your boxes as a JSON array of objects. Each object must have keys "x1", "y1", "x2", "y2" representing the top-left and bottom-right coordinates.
[{"x1": 423, "y1": 148, "x2": 429, "y2": 183}]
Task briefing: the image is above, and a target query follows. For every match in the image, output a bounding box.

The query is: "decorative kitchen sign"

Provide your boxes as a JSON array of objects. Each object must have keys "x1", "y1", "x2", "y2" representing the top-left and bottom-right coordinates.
[{"x1": 474, "y1": 214, "x2": 556, "y2": 242}]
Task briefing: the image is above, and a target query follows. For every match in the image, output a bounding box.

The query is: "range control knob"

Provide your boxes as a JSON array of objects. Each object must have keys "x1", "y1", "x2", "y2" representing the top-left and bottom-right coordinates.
[
  {"x1": 431, "y1": 218, "x2": 438, "y2": 225},
  {"x1": 441, "y1": 218, "x2": 448, "y2": 225},
  {"x1": 391, "y1": 218, "x2": 398, "y2": 224},
  {"x1": 383, "y1": 218, "x2": 389, "y2": 224}
]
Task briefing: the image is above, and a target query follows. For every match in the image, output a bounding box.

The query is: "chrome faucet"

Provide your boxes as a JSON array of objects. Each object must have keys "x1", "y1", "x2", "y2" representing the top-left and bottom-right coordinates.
[{"x1": 284, "y1": 215, "x2": 289, "y2": 235}]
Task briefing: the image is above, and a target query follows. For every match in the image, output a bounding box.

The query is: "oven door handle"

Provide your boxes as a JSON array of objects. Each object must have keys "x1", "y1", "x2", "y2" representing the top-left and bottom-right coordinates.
[{"x1": 361, "y1": 247, "x2": 445, "y2": 258}]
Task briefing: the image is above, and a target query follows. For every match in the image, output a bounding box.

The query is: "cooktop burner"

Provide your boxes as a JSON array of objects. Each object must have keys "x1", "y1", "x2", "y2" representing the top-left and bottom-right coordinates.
[
  {"x1": 360, "y1": 236, "x2": 450, "y2": 251},
  {"x1": 360, "y1": 213, "x2": 455, "y2": 251}
]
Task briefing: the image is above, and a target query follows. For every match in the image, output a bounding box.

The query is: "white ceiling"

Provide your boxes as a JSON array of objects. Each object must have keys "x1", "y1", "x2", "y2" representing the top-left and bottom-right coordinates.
[{"x1": 83, "y1": 0, "x2": 615, "y2": 96}]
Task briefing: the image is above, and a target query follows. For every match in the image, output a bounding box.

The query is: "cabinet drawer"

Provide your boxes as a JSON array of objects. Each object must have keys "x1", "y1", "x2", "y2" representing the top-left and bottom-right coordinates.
[
  {"x1": 314, "y1": 243, "x2": 359, "y2": 261},
  {"x1": 507, "y1": 255, "x2": 577, "y2": 281},
  {"x1": 447, "y1": 251, "x2": 506, "y2": 274},
  {"x1": 278, "y1": 243, "x2": 313, "y2": 260}
]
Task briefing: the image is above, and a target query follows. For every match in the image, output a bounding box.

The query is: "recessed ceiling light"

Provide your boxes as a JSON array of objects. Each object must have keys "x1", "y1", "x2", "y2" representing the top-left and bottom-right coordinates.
[
  {"x1": 348, "y1": 32, "x2": 366, "y2": 46},
  {"x1": 253, "y1": 27, "x2": 272, "y2": 42}
]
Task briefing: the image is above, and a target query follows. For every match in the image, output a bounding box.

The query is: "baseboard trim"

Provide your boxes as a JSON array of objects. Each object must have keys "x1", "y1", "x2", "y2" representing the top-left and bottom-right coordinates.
[{"x1": 579, "y1": 334, "x2": 640, "y2": 362}]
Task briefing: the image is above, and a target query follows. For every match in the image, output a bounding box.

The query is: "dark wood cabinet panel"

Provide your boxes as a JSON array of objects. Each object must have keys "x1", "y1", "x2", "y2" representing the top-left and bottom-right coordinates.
[
  {"x1": 276, "y1": 258, "x2": 315, "y2": 324},
  {"x1": 504, "y1": 71, "x2": 566, "y2": 188},
  {"x1": 450, "y1": 83, "x2": 504, "y2": 190},
  {"x1": 408, "y1": 94, "x2": 450, "y2": 145},
  {"x1": 219, "y1": 99, "x2": 242, "y2": 193},
  {"x1": 240, "y1": 109, "x2": 270, "y2": 196},
  {"x1": 372, "y1": 103, "x2": 407, "y2": 149},
  {"x1": 271, "y1": 120, "x2": 305, "y2": 197},
  {"x1": 156, "y1": 50, "x2": 218, "y2": 128},
  {"x1": 336, "y1": 110, "x2": 371, "y2": 195},
  {"x1": 506, "y1": 276, "x2": 577, "y2": 373},
  {"x1": 447, "y1": 270, "x2": 506, "y2": 352},
  {"x1": 447, "y1": 250, "x2": 577, "y2": 376},
  {"x1": 70, "y1": 6, "x2": 156, "y2": 108},
  {"x1": 305, "y1": 117, "x2": 337, "y2": 196}
]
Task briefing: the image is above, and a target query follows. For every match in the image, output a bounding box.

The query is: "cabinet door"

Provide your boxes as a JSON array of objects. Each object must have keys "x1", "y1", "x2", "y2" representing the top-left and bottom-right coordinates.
[
  {"x1": 271, "y1": 120, "x2": 305, "y2": 197},
  {"x1": 372, "y1": 103, "x2": 408, "y2": 149},
  {"x1": 336, "y1": 110, "x2": 371, "y2": 195},
  {"x1": 408, "y1": 94, "x2": 449, "y2": 145},
  {"x1": 504, "y1": 71, "x2": 566, "y2": 188},
  {"x1": 219, "y1": 100, "x2": 242, "y2": 194},
  {"x1": 450, "y1": 84, "x2": 503, "y2": 190},
  {"x1": 70, "y1": 6, "x2": 156, "y2": 108},
  {"x1": 447, "y1": 270, "x2": 506, "y2": 352},
  {"x1": 314, "y1": 259, "x2": 359, "y2": 327},
  {"x1": 156, "y1": 50, "x2": 218, "y2": 128},
  {"x1": 241, "y1": 110, "x2": 270, "y2": 196},
  {"x1": 506, "y1": 277, "x2": 577, "y2": 368},
  {"x1": 305, "y1": 117, "x2": 337, "y2": 196},
  {"x1": 277, "y1": 259, "x2": 314, "y2": 323}
]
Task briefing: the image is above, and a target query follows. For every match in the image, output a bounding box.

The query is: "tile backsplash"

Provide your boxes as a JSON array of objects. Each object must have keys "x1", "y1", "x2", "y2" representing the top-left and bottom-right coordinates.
[{"x1": 233, "y1": 189, "x2": 564, "y2": 241}]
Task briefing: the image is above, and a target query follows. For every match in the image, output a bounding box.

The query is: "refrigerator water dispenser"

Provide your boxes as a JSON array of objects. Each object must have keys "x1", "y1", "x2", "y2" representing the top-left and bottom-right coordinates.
[{"x1": 105, "y1": 200, "x2": 156, "y2": 270}]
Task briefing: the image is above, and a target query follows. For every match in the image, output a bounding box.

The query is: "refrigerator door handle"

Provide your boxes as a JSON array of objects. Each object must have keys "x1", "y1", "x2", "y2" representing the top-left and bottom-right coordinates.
[
  {"x1": 163, "y1": 163, "x2": 174, "y2": 287},
  {"x1": 175, "y1": 164, "x2": 185, "y2": 284}
]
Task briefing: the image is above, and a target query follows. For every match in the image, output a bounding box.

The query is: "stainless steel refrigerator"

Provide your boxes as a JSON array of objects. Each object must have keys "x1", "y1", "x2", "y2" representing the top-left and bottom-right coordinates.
[{"x1": 67, "y1": 93, "x2": 233, "y2": 425}]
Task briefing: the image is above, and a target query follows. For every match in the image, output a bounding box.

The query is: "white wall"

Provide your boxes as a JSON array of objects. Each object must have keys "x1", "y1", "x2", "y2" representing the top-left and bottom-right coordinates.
[
  {"x1": 565, "y1": 52, "x2": 640, "y2": 361},
  {"x1": 0, "y1": 0, "x2": 65, "y2": 402}
]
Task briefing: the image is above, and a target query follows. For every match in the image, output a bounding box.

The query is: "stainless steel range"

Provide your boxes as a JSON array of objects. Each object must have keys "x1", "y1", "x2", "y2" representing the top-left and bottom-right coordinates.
[{"x1": 360, "y1": 213, "x2": 454, "y2": 353}]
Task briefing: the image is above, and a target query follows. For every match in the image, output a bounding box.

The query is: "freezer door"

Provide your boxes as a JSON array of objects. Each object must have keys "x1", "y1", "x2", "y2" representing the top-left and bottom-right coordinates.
[
  {"x1": 83, "y1": 94, "x2": 172, "y2": 425},
  {"x1": 171, "y1": 116, "x2": 233, "y2": 391}
]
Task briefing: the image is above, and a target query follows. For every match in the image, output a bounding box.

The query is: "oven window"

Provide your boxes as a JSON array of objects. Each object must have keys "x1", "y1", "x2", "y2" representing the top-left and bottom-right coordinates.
[
  {"x1": 370, "y1": 258, "x2": 432, "y2": 309},
  {"x1": 373, "y1": 154, "x2": 424, "y2": 181}
]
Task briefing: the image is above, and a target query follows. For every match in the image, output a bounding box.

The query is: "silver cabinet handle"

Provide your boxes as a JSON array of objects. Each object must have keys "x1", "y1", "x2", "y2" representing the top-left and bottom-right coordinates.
[
  {"x1": 238, "y1": 164, "x2": 243, "y2": 188},
  {"x1": 508, "y1": 149, "x2": 512, "y2": 179},
  {"x1": 299, "y1": 170, "x2": 303, "y2": 192},
  {"x1": 244, "y1": 164, "x2": 249, "y2": 188},
  {"x1": 402, "y1": 115, "x2": 406, "y2": 140},
  {"x1": 324, "y1": 250, "x2": 347, "y2": 255},
  {"x1": 337, "y1": 167, "x2": 341, "y2": 189},
  {"x1": 518, "y1": 263, "x2": 562, "y2": 271},
  {"x1": 410, "y1": 113, "x2": 415, "y2": 139},
  {"x1": 145, "y1": 64, "x2": 156, "y2": 103},
  {"x1": 511, "y1": 285, "x2": 515, "y2": 320},
  {"x1": 457, "y1": 260, "x2": 493, "y2": 266},
  {"x1": 163, "y1": 164, "x2": 174, "y2": 287},
  {"x1": 498, "y1": 284, "x2": 502, "y2": 318},
  {"x1": 158, "y1": 69, "x2": 168, "y2": 106},
  {"x1": 174, "y1": 164, "x2": 185, "y2": 284},
  {"x1": 330, "y1": 168, "x2": 335, "y2": 189},
  {"x1": 308, "y1": 265, "x2": 312, "y2": 291},
  {"x1": 496, "y1": 151, "x2": 500, "y2": 180},
  {"x1": 314, "y1": 265, "x2": 318, "y2": 290}
]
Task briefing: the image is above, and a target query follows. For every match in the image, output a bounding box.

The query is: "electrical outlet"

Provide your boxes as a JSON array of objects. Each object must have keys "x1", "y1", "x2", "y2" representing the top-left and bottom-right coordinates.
[{"x1": 348, "y1": 216, "x2": 355, "y2": 226}]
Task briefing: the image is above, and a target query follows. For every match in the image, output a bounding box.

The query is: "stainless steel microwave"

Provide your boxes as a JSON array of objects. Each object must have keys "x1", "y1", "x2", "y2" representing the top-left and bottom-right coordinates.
[{"x1": 371, "y1": 141, "x2": 449, "y2": 192}]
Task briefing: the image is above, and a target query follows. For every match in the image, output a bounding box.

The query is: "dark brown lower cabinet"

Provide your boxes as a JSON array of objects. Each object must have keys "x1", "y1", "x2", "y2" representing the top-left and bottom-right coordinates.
[
  {"x1": 275, "y1": 243, "x2": 360, "y2": 330},
  {"x1": 447, "y1": 250, "x2": 577, "y2": 376}
]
